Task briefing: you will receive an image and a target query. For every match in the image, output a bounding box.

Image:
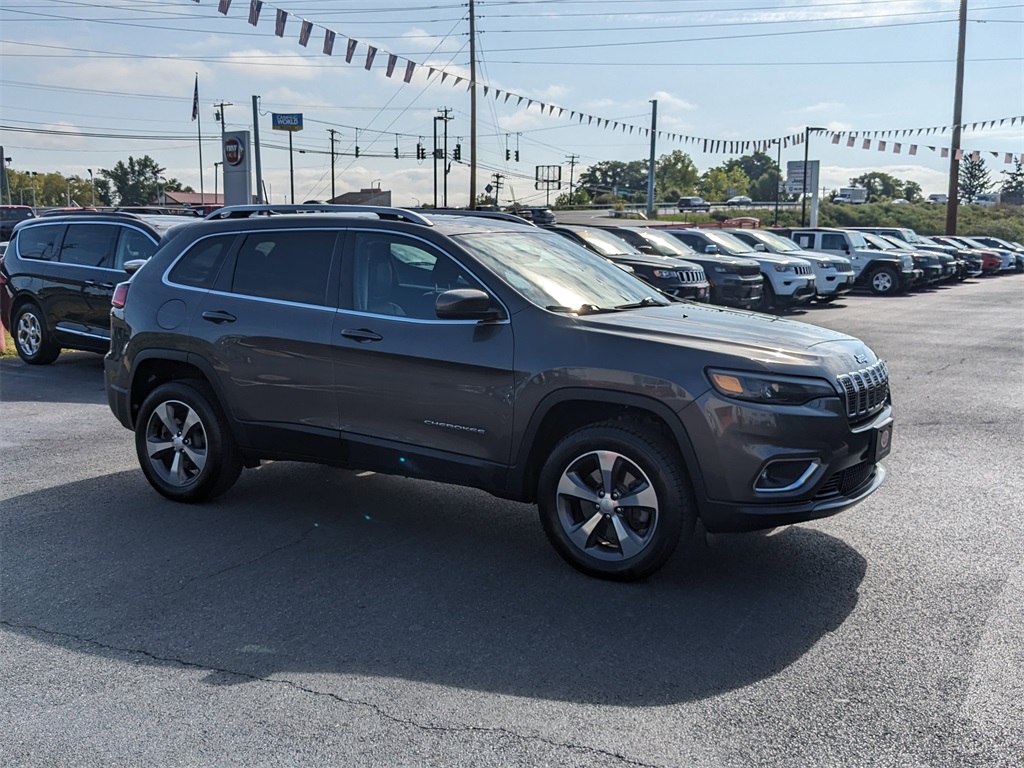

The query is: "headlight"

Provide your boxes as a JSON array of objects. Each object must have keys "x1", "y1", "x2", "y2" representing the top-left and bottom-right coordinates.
[
  {"x1": 772, "y1": 264, "x2": 793, "y2": 273},
  {"x1": 707, "y1": 368, "x2": 837, "y2": 405},
  {"x1": 712, "y1": 264, "x2": 737, "y2": 274},
  {"x1": 816, "y1": 260, "x2": 832, "y2": 269},
  {"x1": 651, "y1": 269, "x2": 679, "y2": 279},
  {"x1": 900, "y1": 255, "x2": 914, "y2": 270}
]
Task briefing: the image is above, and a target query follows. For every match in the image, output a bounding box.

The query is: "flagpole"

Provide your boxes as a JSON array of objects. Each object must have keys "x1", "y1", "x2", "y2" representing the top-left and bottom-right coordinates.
[
  {"x1": 469, "y1": 0, "x2": 477, "y2": 208},
  {"x1": 196, "y1": 74, "x2": 205, "y2": 205}
]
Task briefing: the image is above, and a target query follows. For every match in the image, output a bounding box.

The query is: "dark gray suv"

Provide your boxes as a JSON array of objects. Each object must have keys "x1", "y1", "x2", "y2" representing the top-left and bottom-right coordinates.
[{"x1": 105, "y1": 205, "x2": 892, "y2": 580}]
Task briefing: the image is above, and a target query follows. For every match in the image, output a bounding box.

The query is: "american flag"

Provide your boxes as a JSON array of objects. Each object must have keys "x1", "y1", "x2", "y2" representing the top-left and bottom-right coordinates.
[{"x1": 191, "y1": 76, "x2": 198, "y2": 121}]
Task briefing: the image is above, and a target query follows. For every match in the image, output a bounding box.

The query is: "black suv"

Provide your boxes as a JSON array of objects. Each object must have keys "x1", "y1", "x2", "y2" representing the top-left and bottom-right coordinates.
[
  {"x1": 544, "y1": 224, "x2": 710, "y2": 301},
  {"x1": 1, "y1": 205, "x2": 36, "y2": 241},
  {"x1": 677, "y1": 196, "x2": 711, "y2": 212},
  {"x1": 1, "y1": 212, "x2": 188, "y2": 363},
  {"x1": 106, "y1": 205, "x2": 892, "y2": 581}
]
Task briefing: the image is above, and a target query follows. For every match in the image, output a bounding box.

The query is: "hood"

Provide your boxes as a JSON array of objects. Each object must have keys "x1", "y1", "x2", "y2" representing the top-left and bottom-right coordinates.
[
  {"x1": 779, "y1": 247, "x2": 851, "y2": 268},
  {"x1": 606, "y1": 252, "x2": 702, "y2": 270},
  {"x1": 745, "y1": 252, "x2": 810, "y2": 268},
  {"x1": 576, "y1": 302, "x2": 877, "y2": 380}
]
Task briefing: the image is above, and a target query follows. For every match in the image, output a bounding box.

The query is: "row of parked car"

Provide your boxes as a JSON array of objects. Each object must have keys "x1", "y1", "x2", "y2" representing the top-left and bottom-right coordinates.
[
  {"x1": 535, "y1": 221, "x2": 1023, "y2": 313},
  {"x1": 1, "y1": 206, "x2": 1022, "y2": 366}
]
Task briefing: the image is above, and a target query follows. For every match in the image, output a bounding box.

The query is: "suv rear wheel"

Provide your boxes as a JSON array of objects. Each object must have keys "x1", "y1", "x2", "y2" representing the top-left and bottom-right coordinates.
[
  {"x1": 538, "y1": 421, "x2": 695, "y2": 581},
  {"x1": 13, "y1": 303, "x2": 60, "y2": 365},
  {"x1": 135, "y1": 380, "x2": 243, "y2": 502}
]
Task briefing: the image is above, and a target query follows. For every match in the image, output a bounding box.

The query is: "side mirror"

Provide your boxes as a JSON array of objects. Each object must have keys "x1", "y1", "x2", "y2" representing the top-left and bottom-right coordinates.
[
  {"x1": 704, "y1": 244, "x2": 720, "y2": 254},
  {"x1": 435, "y1": 288, "x2": 503, "y2": 320},
  {"x1": 754, "y1": 243, "x2": 767, "y2": 252},
  {"x1": 124, "y1": 259, "x2": 148, "y2": 275}
]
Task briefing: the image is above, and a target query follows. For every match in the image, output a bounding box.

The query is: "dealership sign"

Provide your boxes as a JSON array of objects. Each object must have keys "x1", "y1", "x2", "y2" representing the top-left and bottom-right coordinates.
[{"x1": 272, "y1": 113, "x2": 303, "y2": 131}]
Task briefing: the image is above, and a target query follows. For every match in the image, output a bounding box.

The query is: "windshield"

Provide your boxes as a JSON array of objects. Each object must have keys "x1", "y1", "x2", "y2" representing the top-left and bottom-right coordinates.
[
  {"x1": 884, "y1": 236, "x2": 915, "y2": 250},
  {"x1": 634, "y1": 229, "x2": 695, "y2": 256},
  {"x1": 846, "y1": 231, "x2": 868, "y2": 248},
  {"x1": 749, "y1": 230, "x2": 800, "y2": 252},
  {"x1": 453, "y1": 230, "x2": 669, "y2": 312},
  {"x1": 900, "y1": 230, "x2": 926, "y2": 245},
  {"x1": 862, "y1": 233, "x2": 897, "y2": 251},
  {"x1": 701, "y1": 230, "x2": 758, "y2": 255},
  {"x1": 568, "y1": 227, "x2": 643, "y2": 257}
]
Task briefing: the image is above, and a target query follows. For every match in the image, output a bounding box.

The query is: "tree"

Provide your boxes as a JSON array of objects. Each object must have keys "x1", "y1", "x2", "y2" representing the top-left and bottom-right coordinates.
[
  {"x1": 553, "y1": 187, "x2": 591, "y2": 207},
  {"x1": 1000, "y1": 159, "x2": 1024, "y2": 194},
  {"x1": 957, "y1": 155, "x2": 992, "y2": 203},
  {"x1": 849, "y1": 172, "x2": 905, "y2": 201},
  {"x1": 697, "y1": 166, "x2": 748, "y2": 201},
  {"x1": 100, "y1": 155, "x2": 189, "y2": 205},
  {"x1": 578, "y1": 160, "x2": 648, "y2": 198},
  {"x1": 654, "y1": 151, "x2": 698, "y2": 200},
  {"x1": 724, "y1": 151, "x2": 781, "y2": 203},
  {"x1": 903, "y1": 181, "x2": 923, "y2": 203}
]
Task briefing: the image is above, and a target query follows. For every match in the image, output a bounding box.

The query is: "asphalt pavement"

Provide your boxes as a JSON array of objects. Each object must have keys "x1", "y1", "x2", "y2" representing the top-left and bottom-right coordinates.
[{"x1": 1, "y1": 274, "x2": 1022, "y2": 767}]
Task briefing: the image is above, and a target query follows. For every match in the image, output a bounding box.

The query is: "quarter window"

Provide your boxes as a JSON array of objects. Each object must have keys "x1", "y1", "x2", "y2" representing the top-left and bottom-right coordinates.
[
  {"x1": 59, "y1": 224, "x2": 119, "y2": 267},
  {"x1": 168, "y1": 235, "x2": 234, "y2": 290},
  {"x1": 230, "y1": 230, "x2": 337, "y2": 306},
  {"x1": 16, "y1": 225, "x2": 64, "y2": 261},
  {"x1": 113, "y1": 228, "x2": 158, "y2": 270},
  {"x1": 821, "y1": 234, "x2": 846, "y2": 251}
]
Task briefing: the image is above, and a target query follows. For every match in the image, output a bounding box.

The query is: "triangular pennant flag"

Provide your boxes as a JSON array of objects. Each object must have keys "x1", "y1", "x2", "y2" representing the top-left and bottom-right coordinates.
[
  {"x1": 385, "y1": 54, "x2": 397, "y2": 77},
  {"x1": 558, "y1": 108, "x2": 564, "y2": 117},
  {"x1": 990, "y1": 151, "x2": 998, "y2": 158},
  {"x1": 483, "y1": 86, "x2": 489, "y2": 96},
  {"x1": 493, "y1": 89, "x2": 501, "y2": 100},
  {"x1": 588, "y1": 116, "x2": 593, "y2": 125},
  {"x1": 298, "y1": 19, "x2": 312, "y2": 47},
  {"x1": 441, "y1": 72, "x2": 449, "y2": 84},
  {"x1": 365, "y1": 46, "x2": 377, "y2": 70},
  {"x1": 248, "y1": 1, "x2": 262, "y2": 26},
  {"x1": 428, "y1": 67, "x2": 436, "y2": 79},
  {"x1": 504, "y1": 93, "x2": 512, "y2": 104},
  {"x1": 323, "y1": 29, "x2": 335, "y2": 55},
  {"x1": 455, "y1": 76, "x2": 464, "y2": 87},
  {"x1": 527, "y1": 99, "x2": 534, "y2": 110},
  {"x1": 219, "y1": 0, "x2": 231, "y2": 14},
  {"x1": 275, "y1": 9, "x2": 287, "y2": 37},
  {"x1": 517, "y1": 96, "x2": 524, "y2": 106},
  {"x1": 346, "y1": 38, "x2": 357, "y2": 63},
  {"x1": 404, "y1": 60, "x2": 415, "y2": 83}
]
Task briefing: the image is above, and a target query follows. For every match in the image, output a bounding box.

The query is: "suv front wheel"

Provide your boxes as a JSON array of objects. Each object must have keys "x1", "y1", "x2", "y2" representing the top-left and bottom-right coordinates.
[
  {"x1": 135, "y1": 380, "x2": 243, "y2": 502},
  {"x1": 538, "y1": 421, "x2": 695, "y2": 581}
]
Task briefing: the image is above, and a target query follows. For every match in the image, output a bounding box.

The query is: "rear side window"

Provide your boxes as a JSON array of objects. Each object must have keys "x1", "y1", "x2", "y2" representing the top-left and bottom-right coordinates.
[
  {"x1": 168, "y1": 235, "x2": 234, "y2": 289},
  {"x1": 113, "y1": 228, "x2": 158, "y2": 270},
  {"x1": 821, "y1": 234, "x2": 846, "y2": 251},
  {"x1": 792, "y1": 233, "x2": 814, "y2": 249},
  {"x1": 16, "y1": 224, "x2": 65, "y2": 261},
  {"x1": 230, "y1": 230, "x2": 337, "y2": 306},
  {"x1": 59, "y1": 224, "x2": 119, "y2": 267}
]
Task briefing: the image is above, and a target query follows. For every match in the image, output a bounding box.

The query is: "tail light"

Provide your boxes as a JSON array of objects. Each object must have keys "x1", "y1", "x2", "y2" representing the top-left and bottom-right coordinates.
[{"x1": 111, "y1": 281, "x2": 130, "y2": 309}]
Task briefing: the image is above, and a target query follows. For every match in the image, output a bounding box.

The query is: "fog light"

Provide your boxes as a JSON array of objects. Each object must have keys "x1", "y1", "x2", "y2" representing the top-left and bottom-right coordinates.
[{"x1": 754, "y1": 459, "x2": 820, "y2": 493}]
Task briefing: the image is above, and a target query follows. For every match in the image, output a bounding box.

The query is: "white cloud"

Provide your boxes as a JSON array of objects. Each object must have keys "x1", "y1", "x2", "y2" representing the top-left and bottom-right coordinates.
[
  {"x1": 220, "y1": 48, "x2": 322, "y2": 81},
  {"x1": 820, "y1": 163, "x2": 949, "y2": 193},
  {"x1": 653, "y1": 91, "x2": 696, "y2": 111}
]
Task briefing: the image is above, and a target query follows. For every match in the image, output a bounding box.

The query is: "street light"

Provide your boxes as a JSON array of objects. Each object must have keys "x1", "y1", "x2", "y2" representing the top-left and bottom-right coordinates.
[
  {"x1": 30, "y1": 171, "x2": 38, "y2": 208},
  {"x1": 4, "y1": 156, "x2": 12, "y2": 205},
  {"x1": 214, "y1": 161, "x2": 223, "y2": 202},
  {"x1": 801, "y1": 126, "x2": 826, "y2": 226},
  {"x1": 87, "y1": 168, "x2": 95, "y2": 206}
]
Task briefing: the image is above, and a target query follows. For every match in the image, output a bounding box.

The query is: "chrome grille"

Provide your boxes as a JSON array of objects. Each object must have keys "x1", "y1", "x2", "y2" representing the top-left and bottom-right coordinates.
[
  {"x1": 837, "y1": 360, "x2": 889, "y2": 421},
  {"x1": 679, "y1": 269, "x2": 706, "y2": 284},
  {"x1": 795, "y1": 265, "x2": 813, "y2": 276}
]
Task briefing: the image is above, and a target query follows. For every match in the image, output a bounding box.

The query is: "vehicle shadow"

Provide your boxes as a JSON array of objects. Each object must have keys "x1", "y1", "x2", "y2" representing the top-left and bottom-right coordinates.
[
  {"x1": 1, "y1": 463, "x2": 866, "y2": 706},
  {"x1": 0, "y1": 352, "x2": 107, "y2": 405}
]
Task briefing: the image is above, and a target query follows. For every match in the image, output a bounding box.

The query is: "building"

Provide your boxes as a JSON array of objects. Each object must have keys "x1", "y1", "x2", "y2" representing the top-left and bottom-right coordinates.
[{"x1": 328, "y1": 188, "x2": 392, "y2": 206}]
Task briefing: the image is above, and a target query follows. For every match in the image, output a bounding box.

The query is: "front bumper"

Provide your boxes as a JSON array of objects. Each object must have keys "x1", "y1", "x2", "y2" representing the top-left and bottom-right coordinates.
[
  {"x1": 708, "y1": 275, "x2": 763, "y2": 308},
  {"x1": 815, "y1": 270, "x2": 855, "y2": 298}
]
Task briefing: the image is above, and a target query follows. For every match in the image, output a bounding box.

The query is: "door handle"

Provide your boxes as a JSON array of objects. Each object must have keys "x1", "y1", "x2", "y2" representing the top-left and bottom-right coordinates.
[
  {"x1": 99, "y1": 282, "x2": 115, "y2": 289},
  {"x1": 84, "y1": 280, "x2": 97, "y2": 286},
  {"x1": 201, "y1": 310, "x2": 237, "y2": 324},
  {"x1": 341, "y1": 328, "x2": 383, "y2": 343}
]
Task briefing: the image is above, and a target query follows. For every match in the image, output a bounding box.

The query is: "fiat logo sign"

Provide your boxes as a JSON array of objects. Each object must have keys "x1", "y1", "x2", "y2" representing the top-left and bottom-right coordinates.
[{"x1": 224, "y1": 137, "x2": 244, "y2": 166}]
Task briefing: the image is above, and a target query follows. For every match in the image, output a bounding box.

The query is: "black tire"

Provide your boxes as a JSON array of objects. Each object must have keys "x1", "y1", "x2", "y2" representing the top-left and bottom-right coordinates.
[
  {"x1": 537, "y1": 420, "x2": 695, "y2": 581},
  {"x1": 867, "y1": 266, "x2": 900, "y2": 296},
  {"x1": 756, "y1": 281, "x2": 776, "y2": 313},
  {"x1": 816, "y1": 295, "x2": 837, "y2": 304},
  {"x1": 12, "y1": 303, "x2": 60, "y2": 365},
  {"x1": 135, "y1": 380, "x2": 243, "y2": 502}
]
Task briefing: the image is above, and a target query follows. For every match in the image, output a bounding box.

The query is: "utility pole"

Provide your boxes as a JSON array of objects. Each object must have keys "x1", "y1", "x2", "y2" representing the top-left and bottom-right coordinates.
[
  {"x1": 646, "y1": 99, "x2": 657, "y2": 218},
  {"x1": 774, "y1": 139, "x2": 782, "y2": 226},
  {"x1": 945, "y1": 0, "x2": 968, "y2": 235},
  {"x1": 469, "y1": 0, "x2": 477, "y2": 207},
  {"x1": 328, "y1": 129, "x2": 338, "y2": 200},
  {"x1": 253, "y1": 95, "x2": 264, "y2": 204},
  {"x1": 566, "y1": 154, "x2": 579, "y2": 204},
  {"x1": 213, "y1": 101, "x2": 231, "y2": 204},
  {"x1": 491, "y1": 173, "x2": 503, "y2": 206},
  {"x1": 433, "y1": 116, "x2": 441, "y2": 208},
  {"x1": 438, "y1": 107, "x2": 452, "y2": 207}
]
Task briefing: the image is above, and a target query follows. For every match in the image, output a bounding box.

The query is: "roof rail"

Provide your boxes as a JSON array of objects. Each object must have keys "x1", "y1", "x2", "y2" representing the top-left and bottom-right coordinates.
[
  {"x1": 428, "y1": 209, "x2": 535, "y2": 225},
  {"x1": 205, "y1": 204, "x2": 433, "y2": 226}
]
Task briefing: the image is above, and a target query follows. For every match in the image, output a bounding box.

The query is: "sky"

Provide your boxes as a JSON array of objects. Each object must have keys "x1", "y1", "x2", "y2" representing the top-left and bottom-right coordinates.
[{"x1": 1, "y1": 0, "x2": 1022, "y2": 208}]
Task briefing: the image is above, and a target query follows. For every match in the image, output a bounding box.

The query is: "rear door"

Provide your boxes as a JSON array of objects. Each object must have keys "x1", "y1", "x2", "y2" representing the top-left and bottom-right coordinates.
[
  {"x1": 48, "y1": 222, "x2": 121, "y2": 345},
  {"x1": 187, "y1": 227, "x2": 342, "y2": 457}
]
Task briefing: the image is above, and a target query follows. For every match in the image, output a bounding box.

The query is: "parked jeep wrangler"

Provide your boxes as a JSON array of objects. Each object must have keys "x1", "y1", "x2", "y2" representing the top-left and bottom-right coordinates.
[{"x1": 106, "y1": 206, "x2": 892, "y2": 581}]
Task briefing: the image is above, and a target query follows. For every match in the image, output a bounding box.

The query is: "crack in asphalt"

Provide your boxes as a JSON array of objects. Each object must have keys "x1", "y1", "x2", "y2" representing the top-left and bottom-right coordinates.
[
  {"x1": 0, "y1": 620, "x2": 660, "y2": 767},
  {"x1": 159, "y1": 524, "x2": 321, "y2": 597}
]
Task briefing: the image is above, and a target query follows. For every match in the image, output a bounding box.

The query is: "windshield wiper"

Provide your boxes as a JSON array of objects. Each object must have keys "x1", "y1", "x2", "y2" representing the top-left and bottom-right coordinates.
[
  {"x1": 614, "y1": 296, "x2": 669, "y2": 310},
  {"x1": 546, "y1": 304, "x2": 618, "y2": 315}
]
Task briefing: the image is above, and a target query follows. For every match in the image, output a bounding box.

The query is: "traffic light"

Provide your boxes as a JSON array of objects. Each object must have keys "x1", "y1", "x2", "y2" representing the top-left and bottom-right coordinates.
[
  {"x1": 355, "y1": 145, "x2": 360, "y2": 158},
  {"x1": 506, "y1": 149, "x2": 511, "y2": 161},
  {"x1": 394, "y1": 146, "x2": 399, "y2": 159},
  {"x1": 514, "y1": 150, "x2": 520, "y2": 162},
  {"x1": 453, "y1": 144, "x2": 461, "y2": 161},
  {"x1": 416, "y1": 143, "x2": 425, "y2": 160}
]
